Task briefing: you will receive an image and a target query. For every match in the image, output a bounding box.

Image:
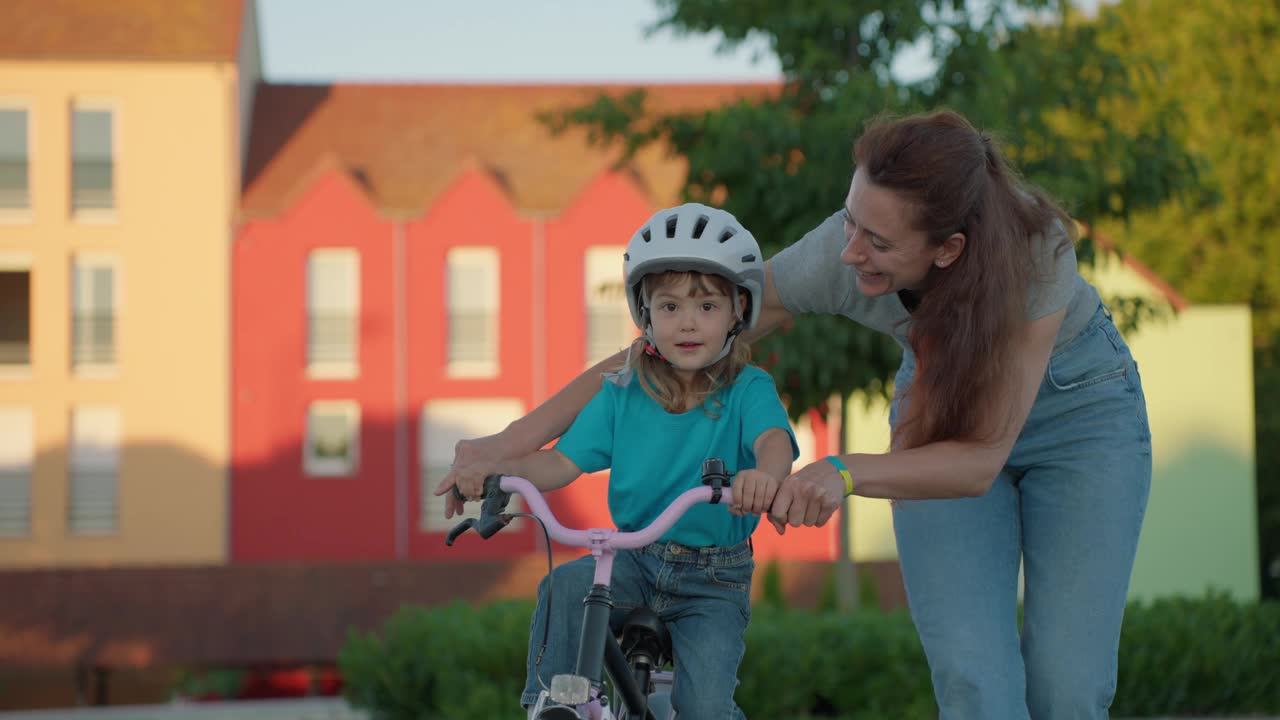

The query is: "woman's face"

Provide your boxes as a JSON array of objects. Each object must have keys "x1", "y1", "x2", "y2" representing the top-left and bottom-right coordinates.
[{"x1": 839, "y1": 168, "x2": 960, "y2": 296}]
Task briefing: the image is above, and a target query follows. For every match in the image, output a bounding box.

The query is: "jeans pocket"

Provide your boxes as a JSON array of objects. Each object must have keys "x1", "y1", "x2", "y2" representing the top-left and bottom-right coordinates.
[
  {"x1": 1047, "y1": 326, "x2": 1128, "y2": 392},
  {"x1": 705, "y1": 561, "x2": 753, "y2": 593}
]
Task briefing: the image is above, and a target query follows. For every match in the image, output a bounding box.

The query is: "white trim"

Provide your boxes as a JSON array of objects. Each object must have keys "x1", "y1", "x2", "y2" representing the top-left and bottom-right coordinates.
[
  {"x1": 0, "y1": 99, "x2": 32, "y2": 223},
  {"x1": 444, "y1": 247, "x2": 499, "y2": 379},
  {"x1": 70, "y1": 253, "x2": 120, "y2": 376},
  {"x1": 306, "y1": 248, "x2": 360, "y2": 380},
  {"x1": 303, "y1": 400, "x2": 360, "y2": 478},
  {"x1": 583, "y1": 245, "x2": 633, "y2": 369},
  {"x1": 0, "y1": 407, "x2": 33, "y2": 538},
  {"x1": 419, "y1": 398, "x2": 525, "y2": 532},
  {"x1": 68, "y1": 405, "x2": 120, "y2": 536},
  {"x1": 69, "y1": 99, "x2": 119, "y2": 223},
  {"x1": 0, "y1": 255, "x2": 32, "y2": 376}
]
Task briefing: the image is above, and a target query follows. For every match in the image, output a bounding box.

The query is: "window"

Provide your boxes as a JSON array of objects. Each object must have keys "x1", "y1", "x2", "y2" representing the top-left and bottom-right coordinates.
[
  {"x1": 0, "y1": 108, "x2": 29, "y2": 211},
  {"x1": 0, "y1": 259, "x2": 30, "y2": 368},
  {"x1": 69, "y1": 406, "x2": 119, "y2": 535},
  {"x1": 446, "y1": 248, "x2": 498, "y2": 377},
  {"x1": 584, "y1": 246, "x2": 633, "y2": 367},
  {"x1": 71, "y1": 106, "x2": 114, "y2": 212},
  {"x1": 304, "y1": 401, "x2": 359, "y2": 477},
  {"x1": 71, "y1": 257, "x2": 117, "y2": 370},
  {"x1": 0, "y1": 408, "x2": 33, "y2": 537},
  {"x1": 420, "y1": 398, "x2": 524, "y2": 531},
  {"x1": 307, "y1": 249, "x2": 359, "y2": 378}
]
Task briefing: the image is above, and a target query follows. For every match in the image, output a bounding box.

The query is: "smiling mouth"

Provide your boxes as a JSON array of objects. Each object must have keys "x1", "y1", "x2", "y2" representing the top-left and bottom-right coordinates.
[{"x1": 675, "y1": 342, "x2": 702, "y2": 350}]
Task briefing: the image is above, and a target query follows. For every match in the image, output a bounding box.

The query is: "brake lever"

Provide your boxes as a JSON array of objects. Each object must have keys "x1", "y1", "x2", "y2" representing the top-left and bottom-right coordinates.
[
  {"x1": 444, "y1": 518, "x2": 477, "y2": 547},
  {"x1": 443, "y1": 475, "x2": 513, "y2": 545}
]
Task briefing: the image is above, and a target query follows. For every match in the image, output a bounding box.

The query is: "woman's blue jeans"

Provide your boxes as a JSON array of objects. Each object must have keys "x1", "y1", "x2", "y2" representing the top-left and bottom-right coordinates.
[
  {"x1": 891, "y1": 305, "x2": 1152, "y2": 719},
  {"x1": 521, "y1": 540, "x2": 753, "y2": 719}
]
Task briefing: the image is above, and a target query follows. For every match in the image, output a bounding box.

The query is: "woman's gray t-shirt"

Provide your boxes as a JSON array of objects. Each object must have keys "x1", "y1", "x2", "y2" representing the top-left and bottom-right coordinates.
[{"x1": 770, "y1": 210, "x2": 1100, "y2": 353}]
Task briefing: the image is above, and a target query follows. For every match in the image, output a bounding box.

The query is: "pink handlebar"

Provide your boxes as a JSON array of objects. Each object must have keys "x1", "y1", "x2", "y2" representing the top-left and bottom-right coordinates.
[{"x1": 498, "y1": 475, "x2": 735, "y2": 550}]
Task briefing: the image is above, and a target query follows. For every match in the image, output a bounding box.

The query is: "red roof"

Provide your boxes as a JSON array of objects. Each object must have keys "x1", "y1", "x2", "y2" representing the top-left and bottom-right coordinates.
[
  {"x1": 241, "y1": 82, "x2": 779, "y2": 218},
  {"x1": 0, "y1": 0, "x2": 245, "y2": 62}
]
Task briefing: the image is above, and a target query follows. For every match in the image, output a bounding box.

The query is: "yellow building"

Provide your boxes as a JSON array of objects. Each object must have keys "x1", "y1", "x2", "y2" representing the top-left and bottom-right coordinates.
[{"x1": 0, "y1": 0, "x2": 260, "y2": 567}]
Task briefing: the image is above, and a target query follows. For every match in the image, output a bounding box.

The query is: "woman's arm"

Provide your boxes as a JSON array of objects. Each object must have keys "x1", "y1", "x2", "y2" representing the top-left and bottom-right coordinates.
[
  {"x1": 432, "y1": 448, "x2": 582, "y2": 519},
  {"x1": 450, "y1": 259, "x2": 795, "y2": 467},
  {"x1": 742, "y1": 261, "x2": 794, "y2": 344},
  {"x1": 770, "y1": 307, "x2": 1065, "y2": 527}
]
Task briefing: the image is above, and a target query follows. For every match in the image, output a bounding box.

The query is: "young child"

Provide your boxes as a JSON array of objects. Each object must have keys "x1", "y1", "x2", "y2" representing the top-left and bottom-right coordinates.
[{"x1": 436, "y1": 203, "x2": 798, "y2": 719}]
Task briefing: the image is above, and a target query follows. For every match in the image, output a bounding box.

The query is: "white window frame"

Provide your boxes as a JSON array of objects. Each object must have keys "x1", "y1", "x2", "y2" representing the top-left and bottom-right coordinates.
[
  {"x1": 71, "y1": 253, "x2": 119, "y2": 377},
  {"x1": 0, "y1": 252, "x2": 33, "y2": 379},
  {"x1": 306, "y1": 249, "x2": 360, "y2": 379},
  {"x1": 304, "y1": 400, "x2": 360, "y2": 477},
  {"x1": 583, "y1": 246, "x2": 634, "y2": 368},
  {"x1": 0, "y1": 408, "x2": 33, "y2": 537},
  {"x1": 445, "y1": 247, "x2": 499, "y2": 378},
  {"x1": 69, "y1": 406, "x2": 119, "y2": 536},
  {"x1": 0, "y1": 100, "x2": 33, "y2": 224},
  {"x1": 420, "y1": 398, "x2": 525, "y2": 532},
  {"x1": 70, "y1": 99, "x2": 118, "y2": 223}
]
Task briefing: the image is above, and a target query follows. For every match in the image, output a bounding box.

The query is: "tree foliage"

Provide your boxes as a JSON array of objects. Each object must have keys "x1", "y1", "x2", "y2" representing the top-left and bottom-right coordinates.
[{"x1": 543, "y1": 0, "x2": 1198, "y2": 418}]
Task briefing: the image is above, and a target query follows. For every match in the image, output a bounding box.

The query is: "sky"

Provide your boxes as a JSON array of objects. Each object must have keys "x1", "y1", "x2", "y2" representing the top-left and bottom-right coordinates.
[
  {"x1": 258, "y1": 0, "x2": 783, "y2": 84},
  {"x1": 258, "y1": 0, "x2": 1105, "y2": 85}
]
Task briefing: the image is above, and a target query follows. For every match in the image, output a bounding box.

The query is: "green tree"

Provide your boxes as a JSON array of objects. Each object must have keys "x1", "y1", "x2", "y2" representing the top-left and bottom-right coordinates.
[
  {"x1": 1084, "y1": 0, "x2": 1280, "y2": 597},
  {"x1": 543, "y1": 0, "x2": 1198, "y2": 611},
  {"x1": 544, "y1": 0, "x2": 1195, "y2": 414}
]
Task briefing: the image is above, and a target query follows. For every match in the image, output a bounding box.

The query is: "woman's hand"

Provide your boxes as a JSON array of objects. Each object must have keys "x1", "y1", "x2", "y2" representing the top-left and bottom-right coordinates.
[
  {"x1": 432, "y1": 434, "x2": 508, "y2": 519},
  {"x1": 768, "y1": 459, "x2": 847, "y2": 533}
]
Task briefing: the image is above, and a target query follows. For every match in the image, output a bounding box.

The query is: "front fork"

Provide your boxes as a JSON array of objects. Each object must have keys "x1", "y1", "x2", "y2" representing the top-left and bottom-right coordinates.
[{"x1": 541, "y1": 584, "x2": 616, "y2": 718}]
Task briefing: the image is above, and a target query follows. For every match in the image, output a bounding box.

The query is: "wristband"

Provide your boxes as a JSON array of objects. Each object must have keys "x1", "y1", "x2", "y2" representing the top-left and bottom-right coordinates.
[{"x1": 824, "y1": 455, "x2": 854, "y2": 496}]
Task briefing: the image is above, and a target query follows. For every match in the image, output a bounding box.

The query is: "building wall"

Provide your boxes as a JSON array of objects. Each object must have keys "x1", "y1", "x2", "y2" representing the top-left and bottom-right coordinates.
[
  {"x1": 839, "y1": 253, "x2": 1259, "y2": 600},
  {"x1": 0, "y1": 61, "x2": 238, "y2": 566},
  {"x1": 231, "y1": 167, "x2": 840, "y2": 563},
  {"x1": 232, "y1": 171, "x2": 398, "y2": 561}
]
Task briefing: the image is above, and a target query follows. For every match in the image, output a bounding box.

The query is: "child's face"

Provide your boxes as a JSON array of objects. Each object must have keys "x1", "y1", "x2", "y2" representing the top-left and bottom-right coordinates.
[{"x1": 646, "y1": 273, "x2": 744, "y2": 381}]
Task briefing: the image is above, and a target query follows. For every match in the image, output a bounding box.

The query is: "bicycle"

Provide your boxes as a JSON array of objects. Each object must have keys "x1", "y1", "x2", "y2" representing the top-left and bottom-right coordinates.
[{"x1": 446, "y1": 458, "x2": 739, "y2": 720}]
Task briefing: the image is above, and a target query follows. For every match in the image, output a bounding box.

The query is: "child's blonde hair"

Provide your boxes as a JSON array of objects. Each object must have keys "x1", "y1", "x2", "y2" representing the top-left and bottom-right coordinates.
[{"x1": 623, "y1": 270, "x2": 751, "y2": 416}]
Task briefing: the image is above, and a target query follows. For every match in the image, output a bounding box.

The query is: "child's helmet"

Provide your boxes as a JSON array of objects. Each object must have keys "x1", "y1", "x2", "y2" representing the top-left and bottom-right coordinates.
[{"x1": 623, "y1": 203, "x2": 765, "y2": 334}]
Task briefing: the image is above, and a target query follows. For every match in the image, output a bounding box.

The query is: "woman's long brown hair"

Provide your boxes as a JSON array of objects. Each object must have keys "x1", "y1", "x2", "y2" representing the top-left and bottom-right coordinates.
[{"x1": 854, "y1": 110, "x2": 1074, "y2": 449}]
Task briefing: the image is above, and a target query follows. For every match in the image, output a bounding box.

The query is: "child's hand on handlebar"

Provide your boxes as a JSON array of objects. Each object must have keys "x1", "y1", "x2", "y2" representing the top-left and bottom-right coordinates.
[{"x1": 730, "y1": 469, "x2": 781, "y2": 521}]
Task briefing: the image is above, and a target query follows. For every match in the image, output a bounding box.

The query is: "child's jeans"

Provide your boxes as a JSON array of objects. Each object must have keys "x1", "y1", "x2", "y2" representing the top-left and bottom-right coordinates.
[{"x1": 521, "y1": 539, "x2": 753, "y2": 720}]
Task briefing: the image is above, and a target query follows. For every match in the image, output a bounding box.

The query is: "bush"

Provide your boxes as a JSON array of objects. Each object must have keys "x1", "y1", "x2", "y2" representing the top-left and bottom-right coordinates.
[
  {"x1": 1113, "y1": 591, "x2": 1280, "y2": 716},
  {"x1": 340, "y1": 592, "x2": 1279, "y2": 719}
]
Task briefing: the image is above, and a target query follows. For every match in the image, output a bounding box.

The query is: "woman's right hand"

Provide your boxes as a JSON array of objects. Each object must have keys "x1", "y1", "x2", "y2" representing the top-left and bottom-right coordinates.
[{"x1": 433, "y1": 433, "x2": 509, "y2": 519}]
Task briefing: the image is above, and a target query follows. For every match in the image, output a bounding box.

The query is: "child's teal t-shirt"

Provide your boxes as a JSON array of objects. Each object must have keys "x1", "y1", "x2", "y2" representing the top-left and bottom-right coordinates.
[{"x1": 553, "y1": 365, "x2": 799, "y2": 548}]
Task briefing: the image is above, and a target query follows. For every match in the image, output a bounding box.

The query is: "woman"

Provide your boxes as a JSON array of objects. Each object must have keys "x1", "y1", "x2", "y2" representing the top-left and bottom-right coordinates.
[{"x1": 445, "y1": 110, "x2": 1151, "y2": 719}]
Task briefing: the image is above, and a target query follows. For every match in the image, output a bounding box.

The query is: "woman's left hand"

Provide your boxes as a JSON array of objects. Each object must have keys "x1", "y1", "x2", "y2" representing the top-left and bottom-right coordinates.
[{"x1": 768, "y1": 459, "x2": 846, "y2": 533}]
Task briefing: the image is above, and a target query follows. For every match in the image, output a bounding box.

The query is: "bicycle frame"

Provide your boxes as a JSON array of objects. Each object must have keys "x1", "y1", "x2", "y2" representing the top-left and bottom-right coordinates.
[{"x1": 457, "y1": 473, "x2": 736, "y2": 720}]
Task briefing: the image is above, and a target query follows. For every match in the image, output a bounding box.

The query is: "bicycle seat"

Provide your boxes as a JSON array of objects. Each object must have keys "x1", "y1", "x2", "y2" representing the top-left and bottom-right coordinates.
[{"x1": 612, "y1": 607, "x2": 673, "y2": 668}]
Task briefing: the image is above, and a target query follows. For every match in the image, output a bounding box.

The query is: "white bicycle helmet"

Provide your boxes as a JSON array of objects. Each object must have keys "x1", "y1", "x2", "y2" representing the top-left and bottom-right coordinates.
[{"x1": 623, "y1": 203, "x2": 765, "y2": 366}]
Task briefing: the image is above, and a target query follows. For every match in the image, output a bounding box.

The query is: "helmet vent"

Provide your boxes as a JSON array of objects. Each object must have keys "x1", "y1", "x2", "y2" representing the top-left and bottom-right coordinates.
[
  {"x1": 692, "y1": 215, "x2": 709, "y2": 239},
  {"x1": 641, "y1": 229, "x2": 651, "y2": 243},
  {"x1": 665, "y1": 215, "x2": 679, "y2": 238},
  {"x1": 741, "y1": 254, "x2": 757, "y2": 262},
  {"x1": 718, "y1": 228, "x2": 737, "y2": 244}
]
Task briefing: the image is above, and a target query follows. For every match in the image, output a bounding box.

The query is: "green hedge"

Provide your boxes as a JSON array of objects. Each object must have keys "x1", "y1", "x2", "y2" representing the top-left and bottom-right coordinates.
[{"x1": 340, "y1": 592, "x2": 1279, "y2": 719}]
